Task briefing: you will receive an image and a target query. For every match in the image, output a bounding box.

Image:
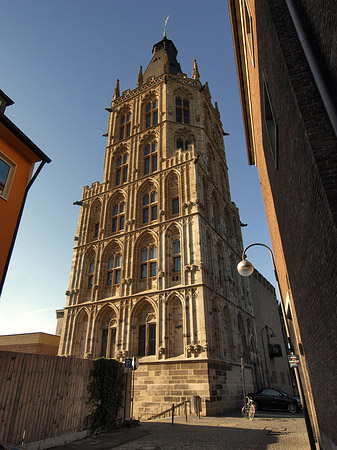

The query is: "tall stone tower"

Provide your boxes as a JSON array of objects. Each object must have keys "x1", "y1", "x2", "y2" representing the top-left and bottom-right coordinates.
[{"x1": 59, "y1": 36, "x2": 259, "y2": 416}]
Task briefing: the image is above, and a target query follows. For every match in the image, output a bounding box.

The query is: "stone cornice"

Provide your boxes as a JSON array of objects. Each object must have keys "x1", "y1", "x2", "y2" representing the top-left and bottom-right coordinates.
[{"x1": 109, "y1": 74, "x2": 202, "y2": 108}]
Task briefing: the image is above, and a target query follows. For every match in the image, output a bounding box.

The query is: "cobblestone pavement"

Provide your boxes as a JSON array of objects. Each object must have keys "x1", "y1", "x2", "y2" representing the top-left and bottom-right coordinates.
[{"x1": 51, "y1": 411, "x2": 312, "y2": 450}]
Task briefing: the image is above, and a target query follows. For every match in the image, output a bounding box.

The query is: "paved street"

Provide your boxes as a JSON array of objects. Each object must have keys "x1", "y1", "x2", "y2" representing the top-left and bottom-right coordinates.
[{"x1": 51, "y1": 411, "x2": 312, "y2": 450}]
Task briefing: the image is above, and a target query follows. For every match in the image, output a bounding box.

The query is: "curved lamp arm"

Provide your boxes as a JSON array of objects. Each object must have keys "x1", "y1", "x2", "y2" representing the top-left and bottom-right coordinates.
[
  {"x1": 241, "y1": 243, "x2": 278, "y2": 279},
  {"x1": 237, "y1": 243, "x2": 290, "y2": 349}
]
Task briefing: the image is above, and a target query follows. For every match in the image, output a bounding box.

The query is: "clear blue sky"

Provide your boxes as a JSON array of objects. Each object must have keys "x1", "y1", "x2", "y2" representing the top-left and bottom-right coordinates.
[{"x1": 0, "y1": 0, "x2": 273, "y2": 335}]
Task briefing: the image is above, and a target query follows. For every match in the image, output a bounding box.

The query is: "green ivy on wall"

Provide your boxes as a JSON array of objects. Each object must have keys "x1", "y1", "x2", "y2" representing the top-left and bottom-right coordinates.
[{"x1": 87, "y1": 358, "x2": 124, "y2": 433}]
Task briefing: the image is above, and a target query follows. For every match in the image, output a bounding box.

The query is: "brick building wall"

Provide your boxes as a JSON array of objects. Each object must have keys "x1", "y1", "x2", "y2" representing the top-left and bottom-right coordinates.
[
  {"x1": 256, "y1": 3, "x2": 337, "y2": 446},
  {"x1": 293, "y1": 0, "x2": 337, "y2": 103},
  {"x1": 0, "y1": 343, "x2": 59, "y2": 355},
  {"x1": 228, "y1": 0, "x2": 337, "y2": 448},
  {"x1": 0, "y1": 332, "x2": 60, "y2": 356}
]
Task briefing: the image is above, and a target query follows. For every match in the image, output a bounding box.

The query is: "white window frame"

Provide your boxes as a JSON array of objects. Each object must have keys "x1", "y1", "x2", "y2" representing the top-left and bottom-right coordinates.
[{"x1": 0, "y1": 152, "x2": 16, "y2": 200}]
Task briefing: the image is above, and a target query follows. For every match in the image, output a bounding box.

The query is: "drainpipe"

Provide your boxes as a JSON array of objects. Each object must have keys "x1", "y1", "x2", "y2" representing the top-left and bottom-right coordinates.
[
  {"x1": 285, "y1": 0, "x2": 337, "y2": 138},
  {"x1": 0, "y1": 160, "x2": 48, "y2": 296}
]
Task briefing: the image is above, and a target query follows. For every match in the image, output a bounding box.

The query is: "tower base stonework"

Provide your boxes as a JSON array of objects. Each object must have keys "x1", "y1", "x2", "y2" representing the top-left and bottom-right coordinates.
[{"x1": 133, "y1": 360, "x2": 255, "y2": 418}]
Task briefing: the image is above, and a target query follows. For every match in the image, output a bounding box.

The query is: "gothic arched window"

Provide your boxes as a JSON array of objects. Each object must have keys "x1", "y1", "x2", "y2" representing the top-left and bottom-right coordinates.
[
  {"x1": 141, "y1": 244, "x2": 157, "y2": 280},
  {"x1": 107, "y1": 253, "x2": 121, "y2": 285},
  {"x1": 88, "y1": 260, "x2": 95, "y2": 289},
  {"x1": 166, "y1": 226, "x2": 181, "y2": 287},
  {"x1": 145, "y1": 99, "x2": 158, "y2": 128},
  {"x1": 112, "y1": 201, "x2": 125, "y2": 233},
  {"x1": 176, "y1": 137, "x2": 191, "y2": 150},
  {"x1": 115, "y1": 152, "x2": 128, "y2": 186},
  {"x1": 144, "y1": 141, "x2": 158, "y2": 175},
  {"x1": 132, "y1": 301, "x2": 156, "y2": 357},
  {"x1": 176, "y1": 97, "x2": 190, "y2": 124},
  {"x1": 142, "y1": 189, "x2": 157, "y2": 224},
  {"x1": 95, "y1": 309, "x2": 117, "y2": 358},
  {"x1": 93, "y1": 223, "x2": 99, "y2": 238},
  {"x1": 135, "y1": 233, "x2": 158, "y2": 293},
  {"x1": 119, "y1": 112, "x2": 131, "y2": 140},
  {"x1": 166, "y1": 172, "x2": 179, "y2": 218},
  {"x1": 172, "y1": 198, "x2": 179, "y2": 216},
  {"x1": 88, "y1": 199, "x2": 101, "y2": 242},
  {"x1": 100, "y1": 243, "x2": 122, "y2": 299},
  {"x1": 73, "y1": 310, "x2": 88, "y2": 358},
  {"x1": 172, "y1": 239, "x2": 181, "y2": 273}
]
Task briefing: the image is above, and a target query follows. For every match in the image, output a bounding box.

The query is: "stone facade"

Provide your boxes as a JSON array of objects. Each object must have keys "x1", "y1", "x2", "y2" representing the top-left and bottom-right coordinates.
[
  {"x1": 249, "y1": 270, "x2": 293, "y2": 394},
  {"x1": 59, "y1": 36, "x2": 262, "y2": 416}
]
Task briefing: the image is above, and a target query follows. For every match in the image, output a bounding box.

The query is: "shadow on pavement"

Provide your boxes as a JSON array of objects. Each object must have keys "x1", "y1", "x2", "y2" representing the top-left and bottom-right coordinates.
[
  {"x1": 220, "y1": 410, "x2": 304, "y2": 419},
  {"x1": 50, "y1": 421, "x2": 279, "y2": 450},
  {"x1": 253, "y1": 411, "x2": 304, "y2": 420},
  {"x1": 50, "y1": 426, "x2": 150, "y2": 450}
]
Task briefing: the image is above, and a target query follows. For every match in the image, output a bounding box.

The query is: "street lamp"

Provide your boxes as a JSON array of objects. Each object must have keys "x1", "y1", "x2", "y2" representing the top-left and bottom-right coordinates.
[
  {"x1": 237, "y1": 243, "x2": 316, "y2": 450},
  {"x1": 260, "y1": 325, "x2": 276, "y2": 387},
  {"x1": 237, "y1": 243, "x2": 291, "y2": 348}
]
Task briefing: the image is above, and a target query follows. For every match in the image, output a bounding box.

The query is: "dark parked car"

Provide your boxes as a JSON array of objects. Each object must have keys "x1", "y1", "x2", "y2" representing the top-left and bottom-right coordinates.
[{"x1": 248, "y1": 388, "x2": 301, "y2": 413}]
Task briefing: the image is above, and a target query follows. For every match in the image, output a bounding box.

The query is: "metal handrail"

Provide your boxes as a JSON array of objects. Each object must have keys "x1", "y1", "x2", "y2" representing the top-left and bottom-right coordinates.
[{"x1": 140, "y1": 400, "x2": 191, "y2": 421}]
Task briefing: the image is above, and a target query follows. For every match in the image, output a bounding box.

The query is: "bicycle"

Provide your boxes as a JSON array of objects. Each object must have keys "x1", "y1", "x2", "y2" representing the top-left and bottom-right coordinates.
[{"x1": 241, "y1": 396, "x2": 256, "y2": 420}]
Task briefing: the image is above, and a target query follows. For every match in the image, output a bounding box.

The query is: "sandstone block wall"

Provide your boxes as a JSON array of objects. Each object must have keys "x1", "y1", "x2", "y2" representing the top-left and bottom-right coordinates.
[{"x1": 133, "y1": 359, "x2": 255, "y2": 418}]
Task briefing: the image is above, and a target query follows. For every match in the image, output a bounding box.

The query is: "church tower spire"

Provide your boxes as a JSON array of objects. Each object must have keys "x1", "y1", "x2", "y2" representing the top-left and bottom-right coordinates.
[
  {"x1": 60, "y1": 35, "x2": 257, "y2": 419},
  {"x1": 143, "y1": 37, "x2": 183, "y2": 82}
]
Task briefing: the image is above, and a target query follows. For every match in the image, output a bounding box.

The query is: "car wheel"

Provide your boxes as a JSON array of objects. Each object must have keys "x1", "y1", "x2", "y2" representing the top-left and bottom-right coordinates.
[{"x1": 288, "y1": 403, "x2": 297, "y2": 413}]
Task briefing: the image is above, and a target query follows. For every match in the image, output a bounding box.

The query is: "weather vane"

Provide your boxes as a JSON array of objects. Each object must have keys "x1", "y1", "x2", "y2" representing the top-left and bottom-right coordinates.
[{"x1": 162, "y1": 16, "x2": 169, "y2": 38}]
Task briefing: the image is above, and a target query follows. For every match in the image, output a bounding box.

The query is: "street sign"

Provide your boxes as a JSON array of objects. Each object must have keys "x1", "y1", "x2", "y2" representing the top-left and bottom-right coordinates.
[
  {"x1": 124, "y1": 358, "x2": 133, "y2": 369},
  {"x1": 288, "y1": 354, "x2": 300, "y2": 368}
]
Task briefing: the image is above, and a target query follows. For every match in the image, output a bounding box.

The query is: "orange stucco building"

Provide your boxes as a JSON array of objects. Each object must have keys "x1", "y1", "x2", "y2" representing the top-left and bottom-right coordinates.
[{"x1": 0, "y1": 90, "x2": 51, "y2": 295}]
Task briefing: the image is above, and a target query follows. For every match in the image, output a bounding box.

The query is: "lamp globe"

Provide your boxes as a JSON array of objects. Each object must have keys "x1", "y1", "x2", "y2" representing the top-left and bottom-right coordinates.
[{"x1": 237, "y1": 259, "x2": 254, "y2": 276}]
